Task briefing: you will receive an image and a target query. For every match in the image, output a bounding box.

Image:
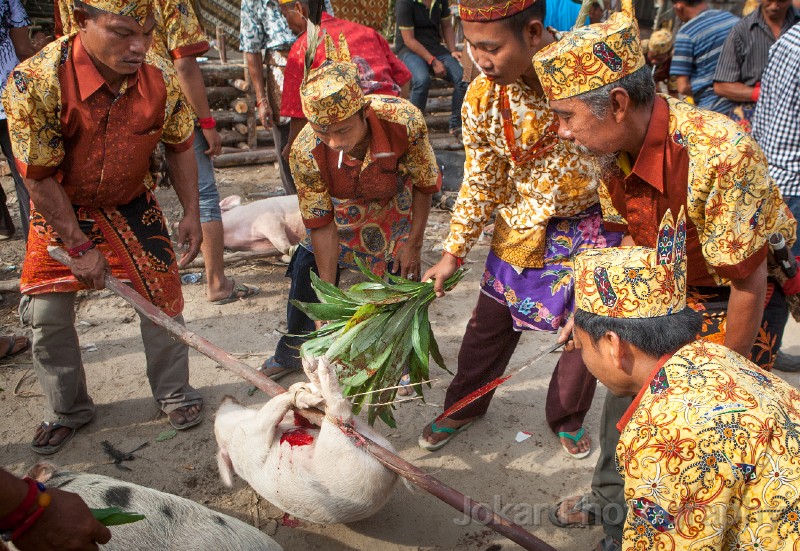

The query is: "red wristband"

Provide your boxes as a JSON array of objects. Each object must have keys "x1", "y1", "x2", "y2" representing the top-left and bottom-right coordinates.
[
  {"x1": 0, "y1": 478, "x2": 42, "y2": 531},
  {"x1": 751, "y1": 82, "x2": 761, "y2": 103},
  {"x1": 198, "y1": 116, "x2": 216, "y2": 129},
  {"x1": 445, "y1": 251, "x2": 465, "y2": 267},
  {"x1": 428, "y1": 56, "x2": 436, "y2": 66},
  {"x1": 67, "y1": 240, "x2": 96, "y2": 258},
  {"x1": 10, "y1": 487, "x2": 50, "y2": 542}
]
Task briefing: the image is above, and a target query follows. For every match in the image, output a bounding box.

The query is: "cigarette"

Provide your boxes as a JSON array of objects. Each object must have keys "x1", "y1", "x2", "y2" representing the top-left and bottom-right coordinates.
[{"x1": 338, "y1": 150, "x2": 343, "y2": 169}]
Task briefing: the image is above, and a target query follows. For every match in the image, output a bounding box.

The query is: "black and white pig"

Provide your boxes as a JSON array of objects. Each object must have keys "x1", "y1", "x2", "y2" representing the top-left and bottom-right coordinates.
[
  {"x1": 24, "y1": 463, "x2": 282, "y2": 551},
  {"x1": 214, "y1": 357, "x2": 400, "y2": 524}
]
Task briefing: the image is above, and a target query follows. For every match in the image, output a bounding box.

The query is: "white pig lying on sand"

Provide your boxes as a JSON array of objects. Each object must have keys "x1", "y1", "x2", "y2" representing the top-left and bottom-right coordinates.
[
  {"x1": 25, "y1": 463, "x2": 282, "y2": 551},
  {"x1": 215, "y1": 356, "x2": 400, "y2": 524},
  {"x1": 220, "y1": 195, "x2": 305, "y2": 260}
]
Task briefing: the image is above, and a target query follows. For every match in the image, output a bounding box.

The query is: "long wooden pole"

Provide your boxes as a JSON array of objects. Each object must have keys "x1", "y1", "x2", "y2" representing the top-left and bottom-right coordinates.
[{"x1": 48, "y1": 247, "x2": 556, "y2": 551}]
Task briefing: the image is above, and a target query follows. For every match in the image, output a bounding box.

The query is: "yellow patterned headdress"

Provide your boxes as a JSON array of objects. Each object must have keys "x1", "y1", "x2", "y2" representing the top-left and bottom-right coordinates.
[
  {"x1": 647, "y1": 29, "x2": 673, "y2": 56},
  {"x1": 574, "y1": 208, "x2": 687, "y2": 318},
  {"x1": 532, "y1": 0, "x2": 645, "y2": 101},
  {"x1": 300, "y1": 33, "x2": 365, "y2": 126},
  {"x1": 82, "y1": 0, "x2": 152, "y2": 25}
]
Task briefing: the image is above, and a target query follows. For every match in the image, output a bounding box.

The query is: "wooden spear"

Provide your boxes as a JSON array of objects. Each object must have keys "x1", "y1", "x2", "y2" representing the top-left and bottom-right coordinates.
[{"x1": 48, "y1": 247, "x2": 556, "y2": 551}]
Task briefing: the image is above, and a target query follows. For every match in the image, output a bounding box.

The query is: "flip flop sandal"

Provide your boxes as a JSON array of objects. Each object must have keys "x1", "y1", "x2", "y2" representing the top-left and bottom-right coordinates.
[
  {"x1": 418, "y1": 420, "x2": 474, "y2": 452},
  {"x1": 397, "y1": 374, "x2": 412, "y2": 396},
  {"x1": 548, "y1": 494, "x2": 597, "y2": 528},
  {"x1": 168, "y1": 405, "x2": 204, "y2": 430},
  {"x1": 558, "y1": 427, "x2": 591, "y2": 459},
  {"x1": 31, "y1": 422, "x2": 77, "y2": 455},
  {"x1": 1, "y1": 335, "x2": 30, "y2": 359},
  {"x1": 258, "y1": 356, "x2": 299, "y2": 381},
  {"x1": 211, "y1": 281, "x2": 260, "y2": 305}
]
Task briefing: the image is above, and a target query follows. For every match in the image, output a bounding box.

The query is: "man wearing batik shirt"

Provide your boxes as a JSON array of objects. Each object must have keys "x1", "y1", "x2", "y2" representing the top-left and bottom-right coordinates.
[
  {"x1": 533, "y1": 2, "x2": 796, "y2": 545},
  {"x1": 420, "y1": 0, "x2": 622, "y2": 458},
  {"x1": 279, "y1": 0, "x2": 412, "y2": 159},
  {"x1": 571, "y1": 211, "x2": 800, "y2": 551},
  {"x1": 258, "y1": 34, "x2": 440, "y2": 379},
  {"x1": 56, "y1": 0, "x2": 259, "y2": 306},
  {"x1": 2, "y1": 0, "x2": 204, "y2": 454}
]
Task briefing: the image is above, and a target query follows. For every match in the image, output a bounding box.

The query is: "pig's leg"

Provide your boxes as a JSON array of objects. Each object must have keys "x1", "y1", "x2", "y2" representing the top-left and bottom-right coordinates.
[
  {"x1": 316, "y1": 357, "x2": 353, "y2": 421},
  {"x1": 255, "y1": 393, "x2": 295, "y2": 443}
]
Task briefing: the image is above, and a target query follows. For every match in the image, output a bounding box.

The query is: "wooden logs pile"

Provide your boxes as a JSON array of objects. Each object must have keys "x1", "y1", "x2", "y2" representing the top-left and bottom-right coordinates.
[{"x1": 201, "y1": 62, "x2": 277, "y2": 167}]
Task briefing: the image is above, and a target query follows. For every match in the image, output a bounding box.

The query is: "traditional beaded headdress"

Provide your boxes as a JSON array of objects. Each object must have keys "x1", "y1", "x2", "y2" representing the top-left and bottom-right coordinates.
[
  {"x1": 574, "y1": 208, "x2": 687, "y2": 318},
  {"x1": 531, "y1": 0, "x2": 645, "y2": 101}
]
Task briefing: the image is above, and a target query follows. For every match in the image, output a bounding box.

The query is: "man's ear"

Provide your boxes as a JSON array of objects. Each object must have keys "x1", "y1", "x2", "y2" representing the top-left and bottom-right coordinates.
[
  {"x1": 294, "y1": 1, "x2": 306, "y2": 17},
  {"x1": 604, "y1": 330, "x2": 626, "y2": 374},
  {"x1": 609, "y1": 87, "x2": 631, "y2": 124},
  {"x1": 74, "y1": 8, "x2": 90, "y2": 31},
  {"x1": 526, "y1": 18, "x2": 545, "y2": 49}
]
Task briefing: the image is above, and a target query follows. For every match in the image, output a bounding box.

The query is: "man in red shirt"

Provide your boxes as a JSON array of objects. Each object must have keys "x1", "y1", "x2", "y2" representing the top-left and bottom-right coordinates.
[
  {"x1": 278, "y1": 0, "x2": 412, "y2": 157},
  {"x1": 2, "y1": 0, "x2": 204, "y2": 453}
]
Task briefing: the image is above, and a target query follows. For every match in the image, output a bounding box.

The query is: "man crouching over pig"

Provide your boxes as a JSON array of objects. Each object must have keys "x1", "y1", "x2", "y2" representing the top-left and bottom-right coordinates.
[
  {"x1": 259, "y1": 31, "x2": 441, "y2": 380},
  {"x1": 215, "y1": 356, "x2": 400, "y2": 524}
]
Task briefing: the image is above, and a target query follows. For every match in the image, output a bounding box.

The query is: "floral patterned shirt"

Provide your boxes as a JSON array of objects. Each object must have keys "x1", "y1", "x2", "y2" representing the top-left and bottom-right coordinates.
[
  {"x1": 617, "y1": 339, "x2": 800, "y2": 550},
  {"x1": 444, "y1": 75, "x2": 602, "y2": 268},
  {"x1": 1, "y1": 35, "x2": 194, "y2": 202},
  {"x1": 600, "y1": 96, "x2": 797, "y2": 286},
  {"x1": 290, "y1": 95, "x2": 440, "y2": 273},
  {"x1": 238, "y1": 0, "x2": 295, "y2": 54}
]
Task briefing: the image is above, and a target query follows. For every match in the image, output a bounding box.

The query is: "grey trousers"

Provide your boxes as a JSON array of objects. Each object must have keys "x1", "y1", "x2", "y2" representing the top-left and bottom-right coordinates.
[
  {"x1": 584, "y1": 392, "x2": 633, "y2": 542},
  {"x1": 21, "y1": 292, "x2": 202, "y2": 429}
]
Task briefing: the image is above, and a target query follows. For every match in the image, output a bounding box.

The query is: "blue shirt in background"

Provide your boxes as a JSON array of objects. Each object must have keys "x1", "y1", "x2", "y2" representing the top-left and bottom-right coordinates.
[{"x1": 670, "y1": 9, "x2": 739, "y2": 113}]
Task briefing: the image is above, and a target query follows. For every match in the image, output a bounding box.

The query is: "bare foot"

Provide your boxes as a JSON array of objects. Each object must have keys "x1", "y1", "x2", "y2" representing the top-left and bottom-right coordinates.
[
  {"x1": 168, "y1": 404, "x2": 202, "y2": 429},
  {"x1": 32, "y1": 424, "x2": 73, "y2": 449},
  {"x1": 1, "y1": 335, "x2": 29, "y2": 358},
  {"x1": 553, "y1": 495, "x2": 595, "y2": 526},
  {"x1": 560, "y1": 429, "x2": 591, "y2": 455},
  {"x1": 420, "y1": 416, "x2": 475, "y2": 447}
]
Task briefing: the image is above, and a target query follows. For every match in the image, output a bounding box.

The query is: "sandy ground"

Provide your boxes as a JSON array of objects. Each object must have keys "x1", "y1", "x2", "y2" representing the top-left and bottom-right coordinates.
[{"x1": 1, "y1": 166, "x2": 799, "y2": 551}]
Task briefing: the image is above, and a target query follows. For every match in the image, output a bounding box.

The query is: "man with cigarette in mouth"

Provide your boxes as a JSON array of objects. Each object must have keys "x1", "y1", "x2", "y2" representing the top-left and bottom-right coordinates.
[{"x1": 258, "y1": 32, "x2": 441, "y2": 381}]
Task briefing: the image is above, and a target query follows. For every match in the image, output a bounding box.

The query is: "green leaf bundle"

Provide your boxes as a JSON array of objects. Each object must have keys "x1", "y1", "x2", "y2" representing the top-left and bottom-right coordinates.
[{"x1": 292, "y1": 259, "x2": 467, "y2": 427}]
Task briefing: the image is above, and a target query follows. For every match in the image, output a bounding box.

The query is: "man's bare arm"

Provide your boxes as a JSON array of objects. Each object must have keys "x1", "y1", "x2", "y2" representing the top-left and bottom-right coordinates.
[
  {"x1": 173, "y1": 56, "x2": 222, "y2": 156},
  {"x1": 164, "y1": 146, "x2": 202, "y2": 266},
  {"x1": 725, "y1": 259, "x2": 768, "y2": 357}
]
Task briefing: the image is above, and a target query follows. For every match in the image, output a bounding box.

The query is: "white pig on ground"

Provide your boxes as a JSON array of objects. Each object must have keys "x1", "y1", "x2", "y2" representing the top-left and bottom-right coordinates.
[
  {"x1": 214, "y1": 356, "x2": 400, "y2": 524},
  {"x1": 23, "y1": 463, "x2": 283, "y2": 551},
  {"x1": 220, "y1": 195, "x2": 305, "y2": 260}
]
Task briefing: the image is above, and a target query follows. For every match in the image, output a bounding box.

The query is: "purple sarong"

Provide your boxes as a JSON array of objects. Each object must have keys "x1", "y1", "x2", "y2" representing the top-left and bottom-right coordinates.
[{"x1": 480, "y1": 205, "x2": 623, "y2": 332}]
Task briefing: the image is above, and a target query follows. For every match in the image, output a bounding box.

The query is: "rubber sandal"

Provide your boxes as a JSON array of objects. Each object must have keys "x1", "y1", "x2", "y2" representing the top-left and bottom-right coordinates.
[
  {"x1": 31, "y1": 422, "x2": 77, "y2": 455},
  {"x1": 211, "y1": 281, "x2": 260, "y2": 305},
  {"x1": 0, "y1": 335, "x2": 29, "y2": 359},
  {"x1": 259, "y1": 356, "x2": 298, "y2": 381},
  {"x1": 558, "y1": 427, "x2": 591, "y2": 459},
  {"x1": 418, "y1": 420, "x2": 474, "y2": 452},
  {"x1": 168, "y1": 405, "x2": 204, "y2": 430},
  {"x1": 397, "y1": 374, "x2": 412, "y2": 396},
  {"x1": 549, "y1": 494, "x2": 597, "y2": 528}
]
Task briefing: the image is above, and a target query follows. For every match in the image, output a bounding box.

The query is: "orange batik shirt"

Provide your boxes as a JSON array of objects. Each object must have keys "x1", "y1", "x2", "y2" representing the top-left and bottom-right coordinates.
[{"x1": 1, "y1": 34, "x2": 195, "y2": 316}]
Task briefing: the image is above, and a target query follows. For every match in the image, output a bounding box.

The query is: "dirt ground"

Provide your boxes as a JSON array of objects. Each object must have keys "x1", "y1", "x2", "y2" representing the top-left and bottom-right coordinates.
[{"x1": 1, "y1": 165, "x2": 798, "y2": 551}]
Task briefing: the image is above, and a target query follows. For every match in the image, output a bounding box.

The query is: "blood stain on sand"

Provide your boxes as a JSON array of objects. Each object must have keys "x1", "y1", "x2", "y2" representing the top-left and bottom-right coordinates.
[{"x1": 281, "y1": 512, "x2": 300, "y2": 527}]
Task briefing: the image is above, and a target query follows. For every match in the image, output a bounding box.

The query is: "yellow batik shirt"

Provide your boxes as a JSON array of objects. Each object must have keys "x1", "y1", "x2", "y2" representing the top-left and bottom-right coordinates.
[
  {"x1": 56, "y1": 0, "x2": 209, "y2": 62},
  {"x1": 443, "y1": 75, "x2": 601, "y2": 268},
  {"x1": 600, "y1": 96, "x2": 797, "y2": 286},
  {"x1": 617, "y1": 340, "x2": 800, "y2": 550}
]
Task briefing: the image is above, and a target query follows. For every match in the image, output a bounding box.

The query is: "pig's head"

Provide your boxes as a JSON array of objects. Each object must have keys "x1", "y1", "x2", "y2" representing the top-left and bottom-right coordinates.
[{"x1": 214, "y1": 395, "x2": 247, "y2": 487}]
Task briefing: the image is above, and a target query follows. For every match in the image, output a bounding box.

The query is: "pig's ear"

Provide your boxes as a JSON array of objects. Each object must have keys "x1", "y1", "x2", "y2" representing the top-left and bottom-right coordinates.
[
  {"x1": 217, "y1": 449, "x2": 235, "y2": 487},
  {"x1": 27, "y1": 462, "x2": 58, "y2": 483}
]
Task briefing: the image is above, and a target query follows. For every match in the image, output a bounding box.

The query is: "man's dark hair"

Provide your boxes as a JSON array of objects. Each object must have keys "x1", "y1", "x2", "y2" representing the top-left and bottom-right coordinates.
[
  {"x1": 574, "y1": 307, "x2": 703, "y2": 358},
  {"x1": 73, "y1": 0, "x2": 107, "y2": 20},
  {"x1": 500, "y1": 0, "x2": 547, "y2": 37},
  {"x1": 672, "y1": 0, "x2": 705, "y2": 6},
  {"x1": 575, "y1": 65, "x2": 655, "y2": 117}
]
